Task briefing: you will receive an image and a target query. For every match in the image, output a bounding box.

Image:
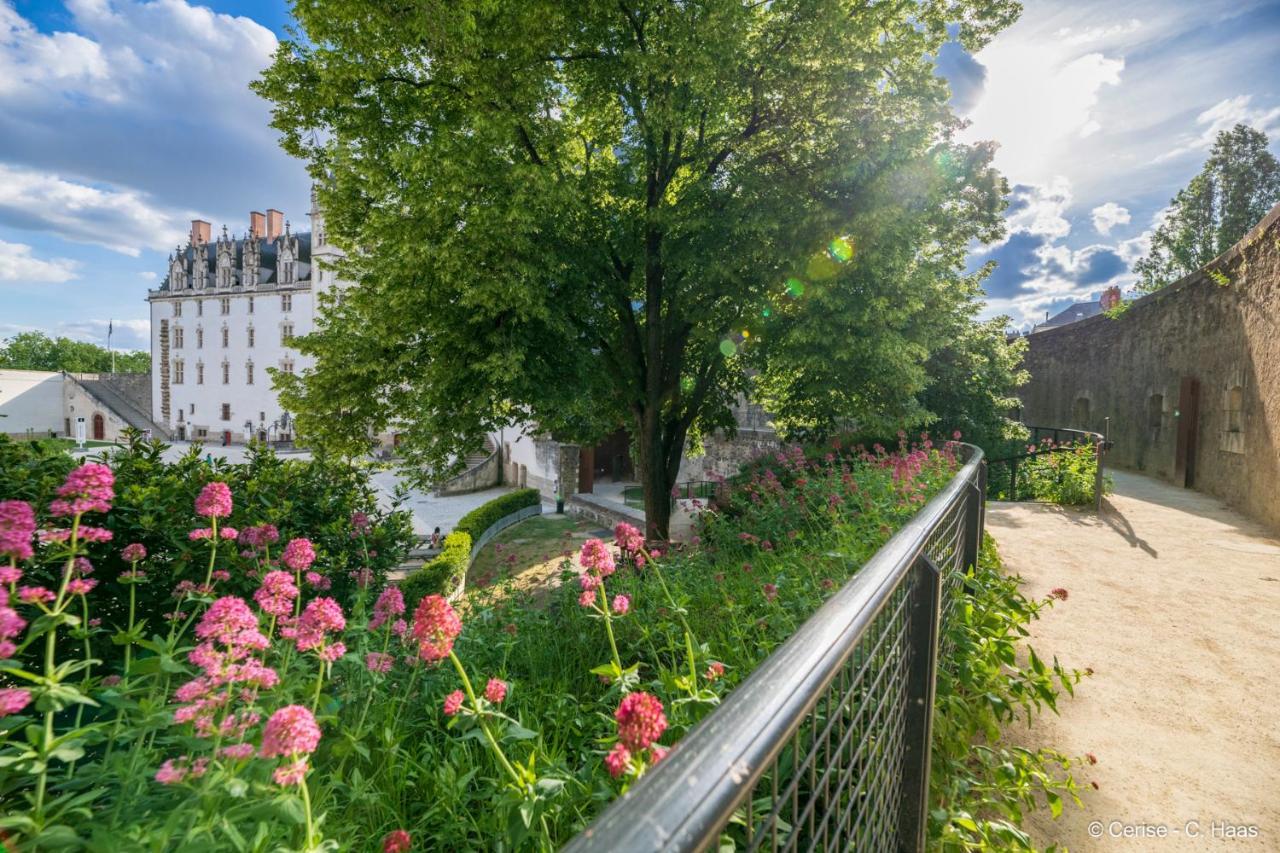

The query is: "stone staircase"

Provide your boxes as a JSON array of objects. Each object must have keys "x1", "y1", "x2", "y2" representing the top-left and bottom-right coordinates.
[
  {"x1": 69, "y1": 373, "x2": 171, "y2": 440},
  {"x1": 435, "y1": 435, "x2": 501, "y2": 496}
]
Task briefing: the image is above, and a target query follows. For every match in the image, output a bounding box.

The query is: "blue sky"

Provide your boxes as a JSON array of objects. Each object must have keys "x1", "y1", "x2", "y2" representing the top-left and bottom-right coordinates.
[{"x1": 1, "y1": 1, "x2": 1278, "y2": 349}]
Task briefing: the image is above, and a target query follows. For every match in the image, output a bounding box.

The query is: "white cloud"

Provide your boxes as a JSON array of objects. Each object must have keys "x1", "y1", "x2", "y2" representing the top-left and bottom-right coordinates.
[
  {"x1": 1156, "y1": 95, "x2": 1280, "y2": 163},
  {"x1": 1091, "y1": 202, "x2": 1131, "y2": 234},
  {"x1": 964, "y1": 39, "x2": 1123, "y2": 184},
  {"x1": 0, "y1": 238, "x2": 78, "y2": 282},
  {"x1": 0, "y1": 164, "x2": 189, "y2": 255},
  {"x1": 1005, "y1": 178, "x2": 1074, "y2": 240},
  {"x1": 139, "y1": 271, "x2": 157, "y2": 280},
  {"x1": 60, "y1": 317, "x2": 149, "y2": 349}
]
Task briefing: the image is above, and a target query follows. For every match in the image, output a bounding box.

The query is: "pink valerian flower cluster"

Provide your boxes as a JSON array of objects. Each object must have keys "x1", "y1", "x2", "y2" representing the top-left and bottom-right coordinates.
[
  {"x1": 49, "y1": 463, "x2": 114, "y2": 517},
  {"x1": 704, "y1": 661, "x2": 725, "y2": 681},
  {"x1": 579, "y1": 539, "x2": 615, "y2": 577},
  {"x1": 606, "y1": 692, "x2": 674, "y2": 781},
  {"x1": 254, "y1": 570, "x2": 299, "y2": 618},
  {"x1": 154, "y1": 756, "x2": 208, "y2": 785},
  {"x1": 281, "y1": 538, "x2": 316, "y2": 572},
  {"x1": 304, "y1": 571, "x2": 332, "y2": 591},
  {"x1": 348, "y1": 567, "x2": 373, "y2": 588},
  {"x1": 382, "y1": 830, "x2": 412, "y2": 853},
  {"x1": 613, "y1": 521, "x2": 644, "y2": 554},
  {"x1": 365, "y1": 652, "x2": 394, "y2": 673},
  {"x1": 369, "y1": 586, "x2": 405, "y2": 631},
  {"x1": 40, "y1": 526, "x2": 113, "y2": 544},
  {"x1": 350, "y1": 511, "x2": 371, "y2": 536},
  {"x1": 0, "y1": 589, "x2": 27, "y2": 659},
  {"x1": 18, "y1": 586, "x2": 55, "y2": 605},
  {"x1": 194, "y1": 481, "x2": 233, "y2": 518},
  {"x1": 286, "y1": 597, "x2": 346, "y2": 656},
  {"x1": 120, "y1": 542, "x2": 147, "y2": 562},
  {"x1": 173, "y1": 597, "x2": 277, "y2": 738},
  {"x1": 611, "y1": 594, "x2": 630, "y2": 615},
  {"x1": 238, "y1": 524, "x2": 280, "y2": 551},
  {"x1": 189, "y1": 527, "x2": 239, "y2": 542},
  {"x1": 0, "y1": 500, "x2": 36, "y2": 562},
  {"x1": 410, "y1": 594, "x2": 462, "y2": 662},
  {"x1": 260, "y1": 705, "x2": 322, "y2": 786},
  {"x1": 442, "y1": 690, "x2": 464, "y2": 716},
  {"x1": 484, "y1": 678, "x2": 507, "y2": 704},
  {"x1": 0, "y1": 686, "x2": 32, "y2": 717}
]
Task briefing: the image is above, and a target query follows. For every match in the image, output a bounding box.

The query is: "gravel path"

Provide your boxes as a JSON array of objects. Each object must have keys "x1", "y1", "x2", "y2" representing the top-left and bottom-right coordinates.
[{"x1": 986, "y1": 470, "x2": 1280, "y2": 851}]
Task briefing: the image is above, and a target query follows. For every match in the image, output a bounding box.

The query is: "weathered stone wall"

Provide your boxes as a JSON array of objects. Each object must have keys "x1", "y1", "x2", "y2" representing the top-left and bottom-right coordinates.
[
  {"x1": 677, "y1": 395, "x2": 781, "y2": 481},
  {"x1": 1018, "y1": 202, "x2": 1280, "y2": 531}
]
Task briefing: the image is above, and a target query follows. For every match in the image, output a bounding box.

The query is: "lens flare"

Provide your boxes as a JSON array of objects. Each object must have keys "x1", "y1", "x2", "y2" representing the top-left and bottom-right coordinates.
[
  {"x1": 827, "y1": 237, "x2": 854, "y2": 263},
  {"x1": 785, "y1": 278, "x2": 806, "y2": 298},
  {"x1": 719, "y1": 339, "x2": 737, "y2": 357}
]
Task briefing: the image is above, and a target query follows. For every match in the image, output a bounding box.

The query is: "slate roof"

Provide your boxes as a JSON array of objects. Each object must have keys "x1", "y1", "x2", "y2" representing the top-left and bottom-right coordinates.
[
  {"x1": 159, "y1": 232, "x2": 313, "y2": 292},
  {"x1": 1036, "y1": 300, "x2": 1103, "y2": 331}
]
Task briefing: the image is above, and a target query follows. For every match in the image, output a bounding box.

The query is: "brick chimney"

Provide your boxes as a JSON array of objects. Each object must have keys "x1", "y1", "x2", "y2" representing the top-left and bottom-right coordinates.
[
  {"x1": 190, "y1": 219, "x2": 211, "y2": 245},
  {"x1": 266, "y1": 209, "x2": 284, "y2": 241},
  {"x1": 249, "y1": 211, "x2": 266, "y2": 239},
  {"x1": 1100, "y1": 285, "x2": 1122, "y2": 310}
]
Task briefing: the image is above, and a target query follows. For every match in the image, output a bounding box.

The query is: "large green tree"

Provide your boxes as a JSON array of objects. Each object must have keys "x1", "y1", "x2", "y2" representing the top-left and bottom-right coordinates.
[
  {"x1": 1135, "y1": 123, "x2": 1280, "y2": 292},
  {"x1": 0, "y1": 332, "x2": 149, "y2": 374},
  {"x1": 256, "y1": 0, "x2": 1019, "y2": 537}
]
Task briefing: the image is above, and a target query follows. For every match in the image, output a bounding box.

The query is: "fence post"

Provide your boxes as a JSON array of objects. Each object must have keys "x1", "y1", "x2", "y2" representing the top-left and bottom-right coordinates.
[
  {"x1": 1094, "y1": 418, "x2": 1108, "y2": 514},
  {"x1": 1009, "y1": 456, "x2": 1018, "y2": 501},
  {"x1": 962, "y1": 479, "x2": 981, "y2": 574},
  {"x1": 898, "y1": 553, "x2": 943, "y2": 852}
]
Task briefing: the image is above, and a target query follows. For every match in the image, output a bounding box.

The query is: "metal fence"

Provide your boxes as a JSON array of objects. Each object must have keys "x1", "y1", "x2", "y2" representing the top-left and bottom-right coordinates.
[
  {"x1": 987, "y1": 423, "x2": 1108, "y2": 511},
  {"x1": 565, "y1": 446, "x2": 987, "y2": 853}
]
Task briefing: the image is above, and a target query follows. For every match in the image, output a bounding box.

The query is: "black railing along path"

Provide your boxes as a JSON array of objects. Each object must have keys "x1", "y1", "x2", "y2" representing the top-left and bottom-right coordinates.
[
  {"x1": 565, "y1": 446, "x2": 987, "y2": 853},
  {"x1": 987, "y1": 422, "x2": 1109, "y2": 512}
]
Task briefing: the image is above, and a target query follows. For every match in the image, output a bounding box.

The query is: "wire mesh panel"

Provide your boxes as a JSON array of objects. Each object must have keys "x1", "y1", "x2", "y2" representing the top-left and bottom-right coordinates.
[{"x1": 565, "y1": 448, "x2": 986, "y2": 853}]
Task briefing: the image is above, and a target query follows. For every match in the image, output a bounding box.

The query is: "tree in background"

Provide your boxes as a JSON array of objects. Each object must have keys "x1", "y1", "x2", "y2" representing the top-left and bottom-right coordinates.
[
  {"x1": 255, "y1": 0, "x2": 1020, "y2": 537},
  {"x1": 1135, "y1": 124, "x2": 1280, "y2": 292},
  {"x1": 918, "y1": 318, "x2": 1028, "y2": 454},
  {"x1": 0, "y1": 332, "x2": 149, "y2": 374}
]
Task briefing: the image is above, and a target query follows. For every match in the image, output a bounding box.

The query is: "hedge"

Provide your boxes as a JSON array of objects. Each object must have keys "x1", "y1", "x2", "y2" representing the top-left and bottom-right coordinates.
[
  {"x1": 453, "y1": 487, "x2": 541, "y2": 541},
  {"x1": 400, "y1": 530, "x2": 471, "y2": 610}
]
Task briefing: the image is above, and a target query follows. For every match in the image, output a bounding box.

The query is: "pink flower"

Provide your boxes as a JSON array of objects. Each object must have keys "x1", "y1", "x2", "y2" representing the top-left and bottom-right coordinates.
[
  {"x1": 293, "y1": 597, "x2": 346, "y2": 652},
  {"x1": 651, "y1": 745, "x2": 670, "y2": 763},
  {"x1": 188, "y1": 528, "x2": 214, "y2": 541},
  {"x1": 194, "y1": 482, "x2": 233, "y2": 518},
  {"x1": 100, "y1": 674, "x2": 121, "y2": 687},
  {"x1": 410, "y1": 595, "x2": 462, "y2": 662},
  {"x1": 762, "y1": 583, "x2": 778, "y2": 602},
  {"x1": 319, "y1": 642, "x2": 347, "y2": 662},
  {"x1": 49, "y1": 463, "x2": 114, "y2": 517},
  {"x1": 369, "y1": 586, "x2": 405, "y2": 630},
  {"x1": 211, "y1": 570, "x2": 231, "y2": 582},
  {"x1": 578, "y1": 572, "x2": 600, "y2": 592},
  {"x1": 281, "y1": 538, "x2": 316, "y2": 572},
  {"x1": 0, "y1": 501, "x2": 36, "y2": 561},
  {"x1": 350, "y1": 511, "x2": 372, "y2": 535},
  {"x1": 613, "y1": 522, "x2": 644, "y2": 553},
  {"x1": 579, "y1": 539, "x2": 615, "y2": 577},
  {"x1": 253, "y1": 570, "x2": 298, "y2": 618},
  {"x1": 604, "y1": 743, "x2": 631, "y2": 778},
  {"x1": 704, "y1": 661, "x2": 725, "y2": 681},
  {"x1": 154, "y1": 758, "x2": 188, "y2": 785},
  {"x1": 304, "y1": 571, "x2": 331, "y2": 590},
  {"x1": 382, "y1": 830, "x2": 412, "y2": 853},
  {"x1": 0, "y1": 566, "x2": 21, "y2": 584},
  {"x1": 273, "y1": 758, "x2": 309, "y2": 786},
  {"x1": 197, "y1": 597, "x2": 268, "y2": 650},
  {"x1": 120, "y1": 542, "x2": 147, "y2": 562},
  {"x1": 18, "y1": 586, "x2": 55, "y2": 605},
  {"x1": 611, "y1": 594, "x2": 630, "y2": 615},
  {"x1": 67, "y1": 578, "x2": 97, "y2": 596},
  {"x1": 484, "y1": 678, "x2": 507, "y2": 704},
  {"x1": 0, "y1": 687, "x2": 32, "y2": 717},
  {"x1": 220, "y1": 743, "x2": 256, "y2": 760},
  {"x1": 442, "y1": 689, "x2": 464, "y2": 716},
  {"x1": 615, "y1": 692, "x2": 667, "y2": 752},
  {"x1": 1049, "y1": 587, "x2": 1069, "y2": 601},
  {"x1": 578, "y1": 589, "x2": 597, "y2": 608},
  {"x1": 260, "y1": 705, "x2": 321, "y2": 757},
  {"x1": 220, "y1": 527, "x2": 239, "y2": 541},
  {"x1": 365, "y1": 652, "x2": 393, "y2": 673}
]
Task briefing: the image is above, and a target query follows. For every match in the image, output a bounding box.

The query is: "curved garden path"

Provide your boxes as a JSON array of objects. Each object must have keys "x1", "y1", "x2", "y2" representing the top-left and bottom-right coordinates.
[{"x1": 986, "y1": 469, "x2": 1280, "y2": 851}]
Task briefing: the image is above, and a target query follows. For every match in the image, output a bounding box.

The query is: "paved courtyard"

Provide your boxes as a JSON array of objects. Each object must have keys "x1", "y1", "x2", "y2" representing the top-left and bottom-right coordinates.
[{"x1": 987, "y1": 470, "x2": 1280, "y2": 851}]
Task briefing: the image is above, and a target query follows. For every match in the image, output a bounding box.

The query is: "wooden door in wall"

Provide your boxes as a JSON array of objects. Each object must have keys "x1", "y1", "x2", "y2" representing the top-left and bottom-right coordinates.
[
  {"x1": 1173, "y1": 376, "x2": 1199, "y2": 488},
  {"x1": 92, "y1": 414, "x2": 105, "y2": 441},
  {"x1": 578, "y1": 446, "x2": 595, "y2": 494}
]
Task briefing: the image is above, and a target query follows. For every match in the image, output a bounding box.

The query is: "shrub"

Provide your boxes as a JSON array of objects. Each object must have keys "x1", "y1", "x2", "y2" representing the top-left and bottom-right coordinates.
[
  {"x1": 400, "y1": 531, "x2": 471, "y2": 609},
  {"x1": 453, "y1": 488, "x2": 540, "y2": 541},
  {"x1": 989, "y1": 439, "x2": 1110, "y2": 505}
]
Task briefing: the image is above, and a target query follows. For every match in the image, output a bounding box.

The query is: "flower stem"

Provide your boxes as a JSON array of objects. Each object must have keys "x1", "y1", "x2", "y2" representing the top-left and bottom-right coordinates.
[
  {"x1": 448, "y1": 651, "x2": 522, "y2": 789},
  {"x1": 597, "y1": 580, "x2": 623, "y2": 674},
  {"x1": 300, "y1": 771, "x2": 316, "y2": 848}
]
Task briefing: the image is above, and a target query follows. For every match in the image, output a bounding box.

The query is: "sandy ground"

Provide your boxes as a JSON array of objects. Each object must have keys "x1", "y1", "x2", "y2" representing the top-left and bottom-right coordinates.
[{"x1": 986, "y1": 470, "x2": 1280, "y2": 851}]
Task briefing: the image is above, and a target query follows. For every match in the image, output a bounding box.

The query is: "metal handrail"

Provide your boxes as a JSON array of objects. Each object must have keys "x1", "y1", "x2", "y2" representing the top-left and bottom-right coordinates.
[
  {"x1": 565, "y1": 445, "x2": 986, "y2": 853},
  {"x1": 988, "y1": 422, "x2": 1109, "y2": 512}
]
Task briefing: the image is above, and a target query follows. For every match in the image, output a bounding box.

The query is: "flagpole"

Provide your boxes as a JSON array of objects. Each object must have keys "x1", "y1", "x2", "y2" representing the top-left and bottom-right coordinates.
[{"x1": 109, "y1": 320, "x2": 115, "y2": 374}]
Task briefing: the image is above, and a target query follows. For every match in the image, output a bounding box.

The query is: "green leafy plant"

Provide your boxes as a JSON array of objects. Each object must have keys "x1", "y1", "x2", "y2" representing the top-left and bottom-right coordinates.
[
  {"x1": 453, "y1": 489, "x2": 541, "y2": 542},
  {"x1": 400, "y1": 531, "x2": 472, "y2": 609}
]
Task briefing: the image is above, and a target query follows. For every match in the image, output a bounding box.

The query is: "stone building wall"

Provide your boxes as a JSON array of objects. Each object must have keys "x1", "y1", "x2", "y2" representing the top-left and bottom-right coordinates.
[{"x1": 1017, "y1": 202, "x2": 1280, "y2": 531}]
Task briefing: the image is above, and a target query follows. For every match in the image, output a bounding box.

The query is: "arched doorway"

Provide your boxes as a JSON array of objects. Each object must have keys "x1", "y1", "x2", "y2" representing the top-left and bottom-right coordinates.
[{"x1": 92, "y1": 413, "x2": 105, "y2": 441}]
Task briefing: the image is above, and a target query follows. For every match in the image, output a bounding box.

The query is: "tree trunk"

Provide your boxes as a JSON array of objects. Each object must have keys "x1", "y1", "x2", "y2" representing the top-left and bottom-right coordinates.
[{"x1": 635, "y1": 412, "x2": 688, "y2": 541}]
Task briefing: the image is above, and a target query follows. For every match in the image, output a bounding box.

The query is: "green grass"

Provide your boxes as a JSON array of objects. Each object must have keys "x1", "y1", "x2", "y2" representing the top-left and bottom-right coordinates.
[{"x1": 467, "y1": 513, "x2": 601, "y2": 589}]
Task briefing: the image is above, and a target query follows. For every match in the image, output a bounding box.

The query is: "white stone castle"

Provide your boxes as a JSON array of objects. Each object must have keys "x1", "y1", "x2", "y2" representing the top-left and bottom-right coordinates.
[{"x1": 147, "y1": 193, "x2": 344, "y2": 443}]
